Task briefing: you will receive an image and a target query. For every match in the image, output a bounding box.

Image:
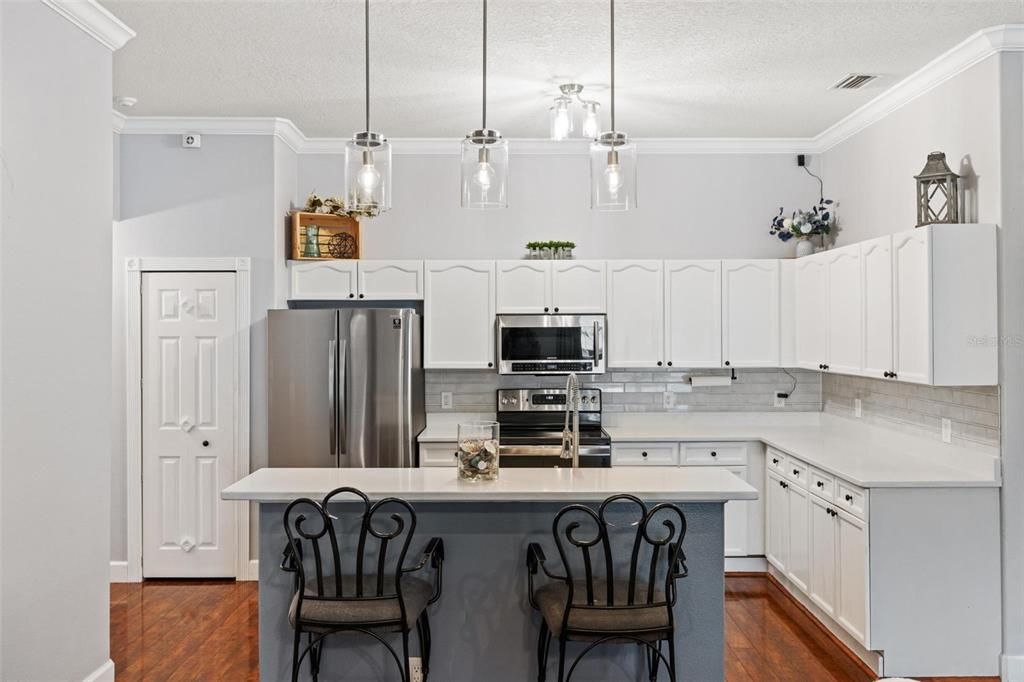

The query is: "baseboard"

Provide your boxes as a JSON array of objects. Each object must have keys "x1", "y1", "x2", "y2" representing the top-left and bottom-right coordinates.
[
  {"x1": 725, "y1": 556, "x2": 767, "y2": 573},
  {"x1": 246, "y1": 559, "x2": 259, "y2": 581},
  {"x1": 109, "y1": 561, "x2": 130, "y2": 583},
  {"x1": 1004, "y1": 654, "x2": 1024, "y2": 681},
  {"x1": 83, "y1": 658, "x2": 115, "y2": 682}
]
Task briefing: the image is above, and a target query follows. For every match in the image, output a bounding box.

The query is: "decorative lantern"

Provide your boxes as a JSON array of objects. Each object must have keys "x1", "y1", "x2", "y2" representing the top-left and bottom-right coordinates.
[{"x1": 915, "y1": 151, "x2": 960, "y2": 227}]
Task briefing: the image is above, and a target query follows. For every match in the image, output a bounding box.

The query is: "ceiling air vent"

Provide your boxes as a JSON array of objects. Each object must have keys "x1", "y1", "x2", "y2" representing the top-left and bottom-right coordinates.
[{"x1": 830, "y1": 73, "x2": 879, "y2": 90}]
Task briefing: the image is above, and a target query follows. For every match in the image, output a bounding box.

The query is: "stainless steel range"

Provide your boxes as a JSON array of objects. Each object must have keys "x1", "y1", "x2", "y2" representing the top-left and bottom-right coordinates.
[{"x1": 496, "y1": 388, "x2": 611, "y2": 468}]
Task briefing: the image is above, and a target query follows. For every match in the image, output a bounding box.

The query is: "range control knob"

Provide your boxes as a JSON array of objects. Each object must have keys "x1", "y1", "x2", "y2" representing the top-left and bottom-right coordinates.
[{"x1": 500, "y1": 397, "x2": 508, "y2": 406}]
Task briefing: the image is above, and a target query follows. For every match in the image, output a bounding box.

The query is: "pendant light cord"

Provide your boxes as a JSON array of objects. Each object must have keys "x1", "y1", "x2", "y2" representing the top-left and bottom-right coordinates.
[
  {"x1": 482, "y1": 0, "x2": 487, "y2": 129},
  {"x1": 609, "y1": 0, "x2": 615, "y2": 131},
  {"x1": 364, "y1": 0, "x2": 371, "y2": 132}
]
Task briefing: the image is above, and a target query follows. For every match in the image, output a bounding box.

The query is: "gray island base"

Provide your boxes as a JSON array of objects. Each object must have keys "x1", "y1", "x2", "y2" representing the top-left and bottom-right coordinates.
[
  {"x1": 224, "y1": 467, "x2": 758, "y2": 682},
  {"x1": 258, "y1": 500, "x2": 725, "y2": 681}
]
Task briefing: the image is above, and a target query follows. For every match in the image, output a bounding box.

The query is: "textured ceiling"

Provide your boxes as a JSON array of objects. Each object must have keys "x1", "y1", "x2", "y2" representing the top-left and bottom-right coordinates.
[{"x1": 105, "y1": 0, "x2": 1023, "y2": 138}]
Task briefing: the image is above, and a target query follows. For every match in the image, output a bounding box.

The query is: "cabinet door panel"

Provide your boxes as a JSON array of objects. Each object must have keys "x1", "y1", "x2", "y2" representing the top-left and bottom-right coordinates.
[
  {"x1": 607, "y1": 261, "x2": 664, "y2": 368},
  {"x1": 861, "y1": 237, "x2": 894, "y2": 379},
  {"x1": 793, "y1": 255, "x2": 828, "y2": 370},
  {"x1": 766, "y1": 471, "x2": 789, "y2": 572},
  {"x1": 893, "y1": 230, "x2": 932, "y2": 384},
  {"x1": 722, "y1": 260, "x2": 780, "y2": 367},
  {"x1": 290, "y1": 261, "x2": 357, "y2": 300},
  {"x1": 809, "y1": 495, "x2": 838, "y2": 618},
  {"x1": 723, "y1": 465, "x2": 749, "y2": 556},
  {"x1": 826, "y1": 246, "x2": 863, "y2": 375},
  {"x1": 496, "y1": 261, "x2": 550, "y2": 313},
  {"x1": 837, "y1": 509, "x2": 869, "y2": 646},
  {"x1": 664, "y1": 260, "x2": 722, "y2": 368},
  {"x1": 424, "y1": 261, "x2": 496, "y2": 369},
  {"x1": 786, "y1": 483, "x2": 810, "y2": 593},
  {"x1": 358, "y1": 260, "x2": 424, "y2": 300},
  {"x1": 552, "y1": 260, "x2": 606, "y2": 313}
]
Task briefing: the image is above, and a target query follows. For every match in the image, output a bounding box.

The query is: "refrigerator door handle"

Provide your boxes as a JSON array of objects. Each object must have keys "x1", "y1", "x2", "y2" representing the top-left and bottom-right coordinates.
[
  {"x1": 337, "y1": 338, "x2": 347, "y2": 459},
  {"x1": 328, "y1": 339, "x2": 337, "y2": 456}
]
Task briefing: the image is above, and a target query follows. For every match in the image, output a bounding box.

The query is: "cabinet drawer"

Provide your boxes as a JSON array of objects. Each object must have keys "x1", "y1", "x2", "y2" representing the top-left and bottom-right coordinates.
[
  {"x1": 809, "y1": 467, "x2": 836, "y2": 500},
  {"x1": 612, "y1": 443, "x2": 679, "y2": 466},
  {"x1": 419, "y1": 442, "x2": 457, "y2": 467},
  {"x1": 785, "y1": 458, "x2": 808, "y2": 488},
  {"x1": 682, "y1": 442, "x2": 746, "y2": 465},
  {"x1": 767, "y1": 448, "x2": 787, "y2": 473},
  {"x1": 837, "y1": 481, "x2": 868, "y2": 520}
]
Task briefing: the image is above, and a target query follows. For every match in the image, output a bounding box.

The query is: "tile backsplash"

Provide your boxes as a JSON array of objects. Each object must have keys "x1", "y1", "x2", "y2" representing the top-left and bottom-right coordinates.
[
  {"x1": 822, "y1": 374, "x2": 1000, "y2": 448},
  {"x1": 425, "y1": 368, "x2": 822, "y2": 413}
]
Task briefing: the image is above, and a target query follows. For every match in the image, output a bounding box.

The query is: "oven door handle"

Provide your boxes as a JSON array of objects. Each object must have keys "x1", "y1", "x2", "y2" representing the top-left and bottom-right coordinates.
[
  {"x1": 500, "y1": 445, "x2": 611, "y2": 456},
  {"x1": 594, "y1": 320, "x2": 603, "y2": 362}
]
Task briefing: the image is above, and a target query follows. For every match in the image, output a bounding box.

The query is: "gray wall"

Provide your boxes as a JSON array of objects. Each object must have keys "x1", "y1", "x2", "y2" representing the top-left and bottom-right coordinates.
[
  {"x1": 819, "y1": 51, "x2": 1021, "y2": 671},
  {"x1": 1, "y1": 2, "x2": 114, "y2": 678},
  {"x1": 427, "y1": 368, "x2": 822, "y2": 413},
  {"x1": 112, "y1": 133, "x2": 277, "y2": 562}
]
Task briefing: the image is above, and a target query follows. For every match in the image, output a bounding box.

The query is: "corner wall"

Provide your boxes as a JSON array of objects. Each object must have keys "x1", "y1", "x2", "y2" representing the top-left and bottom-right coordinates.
[{"x1": 1, "y1": 2, "x2": 115, "y2": 678}]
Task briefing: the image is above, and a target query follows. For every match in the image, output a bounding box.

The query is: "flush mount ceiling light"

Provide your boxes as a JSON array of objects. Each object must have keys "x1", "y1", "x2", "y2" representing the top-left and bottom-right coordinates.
[
  {"x1": 549, "y1": 83, "x2": 601, "y2": 140},
  {"x1": 460, "y1": 0, "x2": 509, "y2": 209},
  {"x1": 345, "y1": 0, "x2": 391, "y2": 215},
  {"x1": 590, "y1": 0, "x2": 636, "y2": 211}
]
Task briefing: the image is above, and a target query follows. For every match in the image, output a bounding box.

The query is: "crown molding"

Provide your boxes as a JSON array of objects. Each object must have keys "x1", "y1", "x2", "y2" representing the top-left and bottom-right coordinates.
[
  {"x1": 112, "y1": 110, "x2": 127, "y2": 134},
  {"x1": 42, "y1": 0, "x2": 135, "y2": 51},
  {"x1": 813, "y1": 23, "x2": 1024, "y2": 152}
]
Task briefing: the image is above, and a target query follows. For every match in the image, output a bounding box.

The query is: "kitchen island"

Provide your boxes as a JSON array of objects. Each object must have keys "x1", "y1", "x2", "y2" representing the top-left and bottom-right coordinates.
[{"x1": 223, "y1": 466, "x2": 757, "y2": 681}]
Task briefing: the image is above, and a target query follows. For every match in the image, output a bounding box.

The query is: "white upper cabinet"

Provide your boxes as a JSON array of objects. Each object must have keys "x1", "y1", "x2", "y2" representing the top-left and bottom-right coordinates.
[
  {"x1": 424, "y1": 261, "x2": 496, "y2": 369},
  {"x1": 664, "y1": 260, "x2": 722, "y2": 368},
  {"x1": 892, "y1": 230, "x2": 932, "y2": 385},
  {"x1": 551, "y1": 260, "x2": 606, "y2": 313},
  {"x1": 496, "y1": 261, "x2": 551, "y2": 313},
  {"x1": 607, "y1": 260, "x2": 665, "y2": 368},
  {"x1": 290, "y1": 260, "x2": 422, "y2": 300},
  {"x1": 722, "y1": 260, "x2": 780, "y2": 367},
  {"x1": 793, "y1": 254, "x2": 828, "y2": 370},
  {"x1": 290, "y1": 261, "x2": 357, "y2": 300},
  {"x1": 357, "y1": 260, "x2": 424, "y2": 300},
  {"x1": 860, "y1": 236, "x2": 894, "y2": 380},
  {"x1": 825, "y1": 245, "x2": 863, "y2": 375}
]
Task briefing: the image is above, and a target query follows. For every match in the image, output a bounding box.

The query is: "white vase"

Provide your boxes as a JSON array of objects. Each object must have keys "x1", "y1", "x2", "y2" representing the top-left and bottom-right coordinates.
[{"x1": 796, "y1": 239, "x2": 815, "y2": 257}]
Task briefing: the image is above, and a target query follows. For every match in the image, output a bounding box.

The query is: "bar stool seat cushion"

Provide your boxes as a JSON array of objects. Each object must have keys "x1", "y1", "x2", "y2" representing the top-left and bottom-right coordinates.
[
  {"x1": 289, "y1": 575, "x2": 432, "y2": 631},
  {"x1": 534, "y1": 579, "x2": 669, "y2": 638}
]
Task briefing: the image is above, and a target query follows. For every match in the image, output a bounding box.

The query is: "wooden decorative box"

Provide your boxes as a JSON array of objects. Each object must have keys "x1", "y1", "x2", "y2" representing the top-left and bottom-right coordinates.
[{"x1": 289, "y1": 211, "x2": 361, "y2": 260}]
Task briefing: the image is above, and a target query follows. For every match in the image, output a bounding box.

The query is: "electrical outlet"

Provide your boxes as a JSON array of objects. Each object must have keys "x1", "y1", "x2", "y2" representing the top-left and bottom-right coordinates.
[
  {"x1": 942, "y1": 418, "x2": 952, "y2": 443},
  {"x1": 663, "y1": 391, "x2": 675, "y2": 409},
  {"x1": 409, "y1": 657, "x2": 424, "y2": 682},
  {"x1": 854, "y1": 398, "x2": 863, "y2": 418},
  {"x1": 774, "y1": 394, "x2": 785, "y2": 408},
  {"x1": 440, "y1": 391, "x2": 453, "y2": 410}
]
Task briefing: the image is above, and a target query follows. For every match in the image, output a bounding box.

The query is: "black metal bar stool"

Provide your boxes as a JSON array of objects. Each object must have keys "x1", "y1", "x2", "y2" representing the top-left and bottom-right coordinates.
[
  {"x1": 280, "y1": 487, "x2": 445, "y2": 682},
  {"x1": 526, "y1": 494, "x2": 688, "y2": 682}
]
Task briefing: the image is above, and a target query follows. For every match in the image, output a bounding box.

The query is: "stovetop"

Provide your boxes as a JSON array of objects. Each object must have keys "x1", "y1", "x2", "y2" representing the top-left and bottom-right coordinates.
[{"x1": 495, "y1": 388, "x2": 608, "y2": 444}]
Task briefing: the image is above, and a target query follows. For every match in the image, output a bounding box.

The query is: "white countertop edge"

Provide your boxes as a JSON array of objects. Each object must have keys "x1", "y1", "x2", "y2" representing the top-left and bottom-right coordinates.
[{"x1": 223, "y1": 491, "x2": 758, "y2": 503}]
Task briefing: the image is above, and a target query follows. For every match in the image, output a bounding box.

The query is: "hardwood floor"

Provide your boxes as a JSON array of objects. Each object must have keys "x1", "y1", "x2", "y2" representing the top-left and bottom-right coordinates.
[{"x1": 111, "y1": 576, "x2": 994, "y2": 681}]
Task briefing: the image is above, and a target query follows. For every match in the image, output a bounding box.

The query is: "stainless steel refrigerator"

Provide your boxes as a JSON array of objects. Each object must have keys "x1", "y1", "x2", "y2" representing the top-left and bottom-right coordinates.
[{"x1": 268, "y1": 308, "x2": 424, "y2": 468}]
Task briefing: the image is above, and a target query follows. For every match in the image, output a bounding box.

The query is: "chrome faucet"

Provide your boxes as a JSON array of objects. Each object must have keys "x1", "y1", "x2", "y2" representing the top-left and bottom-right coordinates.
[{"x1": 560, "y1": 372, "x2": 580, "y2": 467}]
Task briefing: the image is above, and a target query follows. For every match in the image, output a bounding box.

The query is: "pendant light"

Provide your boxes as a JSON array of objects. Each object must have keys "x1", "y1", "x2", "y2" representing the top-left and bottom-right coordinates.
[
  {"x1": 461, "y1": 0, "x2": 508, "y2": 209},
  {"x1": 345, "y1": 0, "x2": 391, "y2": 215},
  {"x1": 590, "y1": 0, "x2": 635, "y2": 211}
]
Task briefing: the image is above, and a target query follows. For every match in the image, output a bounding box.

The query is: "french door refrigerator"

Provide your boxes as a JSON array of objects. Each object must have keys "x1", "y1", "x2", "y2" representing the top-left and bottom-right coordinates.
[{"x1": 268, "y1": 308, "x2": 424, "y2": 468}]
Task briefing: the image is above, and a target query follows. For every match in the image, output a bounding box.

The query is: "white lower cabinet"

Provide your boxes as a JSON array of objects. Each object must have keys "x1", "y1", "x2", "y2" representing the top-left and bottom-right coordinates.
[
  {"x1": 766, "y1": 469, "x2": 789, "y2": 572},
  {"x1": 785, "y1": 479, "x2": 810, "y2": 593},
  {"x1": 808, "y1": 495, "x2": 838, "y2": 618},
  {"x1": 419, "y1": 442, "x2": 456, "y2": 467},
  {"x1": 836, "y1": 509, "x2": 869, "y2": 646},
  {"x1": 722, "y1": 465, "x2": 749, "y2": 556}
]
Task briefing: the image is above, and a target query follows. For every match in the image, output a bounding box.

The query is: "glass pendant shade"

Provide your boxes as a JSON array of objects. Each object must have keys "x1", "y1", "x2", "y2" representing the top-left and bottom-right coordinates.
[
  {"x1": 461, "y1": 130, "x2": 509, "y2": 209},
  {"x1": 549, "y1": 97, "x2": 573, "y2": 140},
  {"x1": 345, "y1": 131, "x2": 391, "y2": 215},
  {"x1": 590, "y1": 131, "x2": 635, "y2": 211},
  {"x1": 581, "y1": 101, "x2": 601, "y2": 139}
]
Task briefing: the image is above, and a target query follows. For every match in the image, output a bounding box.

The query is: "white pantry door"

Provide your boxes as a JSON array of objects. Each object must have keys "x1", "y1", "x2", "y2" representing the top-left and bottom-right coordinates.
[{"x1": 142, "y1": 272, "x2": 237, "y2": 577}]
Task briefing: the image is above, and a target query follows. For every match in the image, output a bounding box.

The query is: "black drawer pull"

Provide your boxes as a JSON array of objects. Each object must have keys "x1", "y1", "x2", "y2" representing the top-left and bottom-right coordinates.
[
  {"x1": 816, "y1": 481, "x2": 824, "y2": 488},
  {"x1": 792, "y1": 469, "x2": 799, "y2": 476},
  {"x1": 845, "y1": 494, "x2": 854, "y2": 503},
  {"x1": 202, "y1": 440, "x2": 210, "y2": 448},
  {"x1": 710, "y1": 451, "x2": 717, "y2": 457},
  {"x1": 772, "y1": 458, "x2": 779, "y2": 465},
  {"x1": 641, "y1": 451, "x2": 648, "y2": 457}
]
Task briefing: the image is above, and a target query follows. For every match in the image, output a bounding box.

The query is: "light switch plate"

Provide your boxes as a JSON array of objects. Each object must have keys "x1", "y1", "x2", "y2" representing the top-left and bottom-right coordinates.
[
  {"x1": 942, "y1": 418, "x2": 952, "y2": 443},
  {"x1": 854, "y1": 398, "x2": 862, "y2": 418},
  {"x1": 773, "y1": 395, "x2": 785, "y2": 408},
  {"x1": 440, "y1": 391, "x2": 453, "y2": 410}
]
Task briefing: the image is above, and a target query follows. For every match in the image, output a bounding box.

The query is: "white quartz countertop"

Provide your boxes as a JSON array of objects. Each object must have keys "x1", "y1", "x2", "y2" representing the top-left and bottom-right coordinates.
[
  {"x1": 418, "y1": 412, "x2": 1000, "y2": 489},
  {"x1": 221, "y1": 466, "x2": 758, "y2": 503}
]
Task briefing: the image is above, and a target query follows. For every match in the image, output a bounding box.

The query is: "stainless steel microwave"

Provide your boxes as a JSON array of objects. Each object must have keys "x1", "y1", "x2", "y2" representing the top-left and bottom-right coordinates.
[{"x1": 496, "y1": 314, "x2": 606, "y2": 375}]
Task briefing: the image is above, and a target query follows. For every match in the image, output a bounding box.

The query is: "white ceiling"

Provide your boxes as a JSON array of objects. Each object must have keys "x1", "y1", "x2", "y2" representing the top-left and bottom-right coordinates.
[{"x1": 105, "y1": 0, "x2": 1023, "y2": 138}]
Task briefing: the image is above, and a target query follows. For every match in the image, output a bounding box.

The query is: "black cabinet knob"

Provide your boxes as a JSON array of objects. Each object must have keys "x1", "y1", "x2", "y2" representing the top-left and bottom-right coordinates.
[
  {"x1": 554, "y1": 307, "x2": 560, "y2": 313},
  {"x1": 724, "y1": 361, "x2": 731, "y2": 367},
  {"x1": 348, "y1": 293, "x2": 355, "y2": 299},
  {"x1": 667, "y1": 361, "x2": 673, "y2": 367},
  {"x1": 544, "y1": 307, "x2": 549, "y2": 313},
  {"x1": 359, "y1": 293, "x2": 365, "y2": 299},
  {"x1": 711, "y1": 451, "x2": 717, "y2": 457},
  {"x1": 845, "y1": 494, "x2": 854, "y2": 502},
  {"x1": 487, "y1": 362, "x2": 494, "y2": 368},
  {"x1": 657, "y1": 361, "x2": 663, "y2": 367},
  {"x1": 202, "y1": 440, "x2": 210, "y2": 448},
  {"x1": 641, "y1": 451, "x2": 648, "y2": 457},
  {"x1": 772, "y1": 458, "x2": 779, "y2": 464},
  {"x1": 818, "y1": 364, "x2": 824, "y2": 369},
  {"x1": 891, "y1": 372, "x2": 897, "y2": 380},
  {"x1": 816, "y1": 481, "x2": 824, "y2": 488},
  {"x1": 792, "y1": 469, "x2": 799, "y2": 476}
]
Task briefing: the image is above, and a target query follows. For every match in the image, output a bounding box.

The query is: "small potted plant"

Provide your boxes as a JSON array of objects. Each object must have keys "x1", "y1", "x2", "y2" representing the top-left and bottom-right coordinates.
[
  {"x1": 769, "y1": 198, "x2": 834, "y2": 257},
  {"x1": 524, "y1": 240, "x2": 577, "y2": 259}
]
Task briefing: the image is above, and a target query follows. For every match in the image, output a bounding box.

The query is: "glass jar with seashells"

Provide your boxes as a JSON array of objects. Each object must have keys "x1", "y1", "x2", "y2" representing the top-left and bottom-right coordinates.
[{"x1": 456, "y1": 421, "x2": 500, "y2": 481}]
